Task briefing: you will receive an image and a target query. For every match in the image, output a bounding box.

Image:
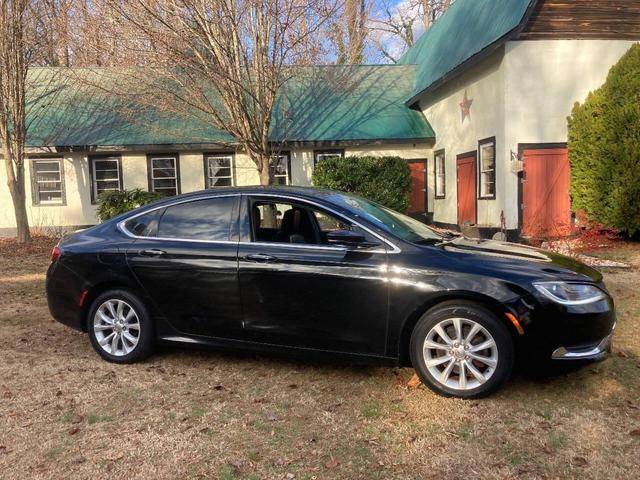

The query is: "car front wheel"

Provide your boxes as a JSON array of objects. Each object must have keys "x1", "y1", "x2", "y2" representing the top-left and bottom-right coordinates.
[
  {"x1": 87, "y1": 289, "x2": 154, "y2": 363},
  {"x1": 410, "y1": 301, "x2": 514, "y2": 398}
]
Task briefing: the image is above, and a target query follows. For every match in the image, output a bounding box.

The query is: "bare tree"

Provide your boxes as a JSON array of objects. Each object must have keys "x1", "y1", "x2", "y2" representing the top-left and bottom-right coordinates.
[
  {"x1": 0, "y1": 0, "x2": 70, "y2": 242},
  {"x1": 103, "y1": 0, "x2": 339, "y2": 185},
  {"x1": 370, "y1": 0, "x2": 452, "y2": 63},
  {"x1": 330, "y1": 0, "x2": 369, "y2": 64},
  {"x1": 1, "y1": 0, "x2": 34, "y2": 243}
]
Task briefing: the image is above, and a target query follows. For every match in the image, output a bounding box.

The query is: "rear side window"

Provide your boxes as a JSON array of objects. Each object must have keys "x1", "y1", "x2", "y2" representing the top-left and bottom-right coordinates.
[
  {"x1": 124, "y1": 209, "x2": 161, "y2": 237},
  {"x1": 157, "y1": 196, "x2": 236, "y2": 241}
]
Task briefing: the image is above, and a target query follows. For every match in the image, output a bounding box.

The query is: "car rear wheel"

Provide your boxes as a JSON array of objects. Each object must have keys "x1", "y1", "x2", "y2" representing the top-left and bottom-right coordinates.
[
  {"x1": 87, "y1": 290, "x2": 154, "y2": 363},
  {"x1": 410, "y1": 301, "x2": 514, "y2": 398}
]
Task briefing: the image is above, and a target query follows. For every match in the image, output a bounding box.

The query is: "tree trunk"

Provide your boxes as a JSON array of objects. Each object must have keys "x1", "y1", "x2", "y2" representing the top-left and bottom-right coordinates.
[
  {"x1": 3, "y1": 155, "x2": 31, "y2": 243},
  {"x1": 257, "y1": 156, "x2": 277, "y2": 227},
  {"x1": 10, "y1": 183, "x2": 31, "y2": 243},
  {"x1": 259, "y1": 161, "x2": 273, "y2": 186}
]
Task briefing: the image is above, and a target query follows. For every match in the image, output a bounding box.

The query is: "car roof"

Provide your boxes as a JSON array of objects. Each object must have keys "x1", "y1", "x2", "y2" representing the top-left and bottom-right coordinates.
[
  {"x1": 110, "y1": 186, "x2": 354, "y2": 224},
  {"x1": 152, "y1": 185, "x2": 346, "y2": 205}
]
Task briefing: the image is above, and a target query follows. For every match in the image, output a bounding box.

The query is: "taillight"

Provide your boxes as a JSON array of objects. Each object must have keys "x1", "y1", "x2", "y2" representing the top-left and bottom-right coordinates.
[{"x1": 51, "y1": 246, "x2": 61, "y2": 263}]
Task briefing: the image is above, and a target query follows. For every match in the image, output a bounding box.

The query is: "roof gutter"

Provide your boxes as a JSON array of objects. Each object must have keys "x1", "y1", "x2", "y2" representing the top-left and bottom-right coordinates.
[{"x1": 24, "y1": 137, "x2": 436, "y2": 154}]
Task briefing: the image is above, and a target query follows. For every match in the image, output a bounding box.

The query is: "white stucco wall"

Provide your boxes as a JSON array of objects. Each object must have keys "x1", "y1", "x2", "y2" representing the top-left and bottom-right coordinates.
[
  {"x1": 501, "y1": 39, "x2": 636, "y2": 229},
  {"x1": 418, "y1": 48, "x2": 506, "y2": 227},
  {"x1": 179, "y1": 152, "x2": 206, "y2": 193},
  {"x1": 414, "y1": 39, "x2": 636, "y2": 230},
  {"x1": 0, "y1": 153, "x2": 97, "y2": 230},
  {"x1": 0, "y1": 143, "x2": 432, "y2": 230}
]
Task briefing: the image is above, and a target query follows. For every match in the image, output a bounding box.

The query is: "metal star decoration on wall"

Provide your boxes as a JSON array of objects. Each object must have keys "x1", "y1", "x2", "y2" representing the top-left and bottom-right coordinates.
[{"x1": 459, "y1": 90, "x2": 473, "y2": 123}]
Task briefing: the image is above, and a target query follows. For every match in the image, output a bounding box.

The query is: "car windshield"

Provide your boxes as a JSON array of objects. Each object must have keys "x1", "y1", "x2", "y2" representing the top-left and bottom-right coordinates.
[{"x1": 328, "y1": 193, "x2": 443, "y2": 244}]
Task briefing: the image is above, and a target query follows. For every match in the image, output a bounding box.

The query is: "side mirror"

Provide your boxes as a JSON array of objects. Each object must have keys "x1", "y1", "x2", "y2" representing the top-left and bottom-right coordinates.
[{"x1": 326, "y1": 230, "x2": 379, "y2": 249}]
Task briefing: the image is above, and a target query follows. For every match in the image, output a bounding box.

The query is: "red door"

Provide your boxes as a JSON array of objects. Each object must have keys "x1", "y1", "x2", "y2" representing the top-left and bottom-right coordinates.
[
  {"x1": 522, "y1": 147, "x2": 571, "y2": 238},
  {"x1": 456, "y1": 154, "x2": 477, "y2": 226},
  {"x1": 407, "y1": 161, "x2": 426, "y2": 214}
]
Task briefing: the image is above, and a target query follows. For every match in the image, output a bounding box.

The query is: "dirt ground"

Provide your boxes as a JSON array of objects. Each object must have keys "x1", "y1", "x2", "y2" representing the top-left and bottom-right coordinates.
[{"x1": 1, "y1": 237, "x2": 639, "y2": 480}]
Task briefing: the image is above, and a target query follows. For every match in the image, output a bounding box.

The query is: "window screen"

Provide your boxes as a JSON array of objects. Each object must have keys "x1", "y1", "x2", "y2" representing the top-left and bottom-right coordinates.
[
  {"x1": 271, "y1": 154, "x2": 289, "y2": 185},
  {"x1": 33, "y1": 159, "x2": 64, "y2": 204},
  {"x1": 434, "y1": 151, "x2": 445, "y2": 198},
  {"x1": 205, "y1": 154, "x2": 234, "y2": 187},
  {"x1": 149, "y1": 156, "x2": 179, "y2": 196},
  {"x1": 91, "y1": 156, "x2": 121, "y2": 200},
  {"x1": 479, "y1": 141, "x2": 495, "y2": 198}
]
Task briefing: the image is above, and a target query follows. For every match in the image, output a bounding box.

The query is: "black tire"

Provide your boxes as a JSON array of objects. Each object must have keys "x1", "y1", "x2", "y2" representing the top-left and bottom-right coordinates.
[
  {"x1": 410, "y1": 300, "x2": 514, "y2": 399},
  {"x1": 87, "y1": 289, "x2": 154, "y2": 364}
]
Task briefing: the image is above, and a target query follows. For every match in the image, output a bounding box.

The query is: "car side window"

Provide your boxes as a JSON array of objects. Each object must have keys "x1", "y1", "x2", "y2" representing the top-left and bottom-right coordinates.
[
  {"x1": 313, "y1": 210, "x2": 352, "y2": 233},
  {"x1": 250, "y1": 199, "x2": 371, "y2": 246},
  {"x1": 251, "y1": 201, "x2": 319, "y2": 244},
  {"x1": 124, "y1": 209, "x2": 162, "y2": 237},
  {"x1": 157, "y1": 196, "x2": 236, "y2": 241}
]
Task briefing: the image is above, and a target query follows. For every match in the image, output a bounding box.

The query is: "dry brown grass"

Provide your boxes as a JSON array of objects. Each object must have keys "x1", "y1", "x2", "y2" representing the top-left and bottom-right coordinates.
[{"x1": 1, "y1": 238, "x2": 640, "y2": 479}]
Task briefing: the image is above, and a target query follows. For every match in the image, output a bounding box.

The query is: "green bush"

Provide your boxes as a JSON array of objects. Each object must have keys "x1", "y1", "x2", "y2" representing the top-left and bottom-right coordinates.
[
  {"x1": 568, "y1": 43, "x2": 640, "y2": 236},
  {"x1": 312, "y1": 155, "x2": 412, "y2": 212},
  {"x1": 97, "y1": 189, "x2": 164, "y2": 222}
]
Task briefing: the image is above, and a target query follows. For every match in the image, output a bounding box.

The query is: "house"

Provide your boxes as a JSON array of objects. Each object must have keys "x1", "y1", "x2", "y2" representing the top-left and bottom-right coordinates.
[{"x1": 1, "y1": 0, "x2": 639, "y2": 238}]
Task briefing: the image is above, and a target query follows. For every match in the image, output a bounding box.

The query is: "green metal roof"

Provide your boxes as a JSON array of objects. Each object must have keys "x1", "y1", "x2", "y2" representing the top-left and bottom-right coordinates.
[
  {"x1": 25, "y1": 65, "x2": 434, "y2": 149},
  {"x1": 398, "y1": 0, "x2": 534, "y2": 104},
  {"x1": 271, "y1": 65, "x2": 434, "y2": 143}
]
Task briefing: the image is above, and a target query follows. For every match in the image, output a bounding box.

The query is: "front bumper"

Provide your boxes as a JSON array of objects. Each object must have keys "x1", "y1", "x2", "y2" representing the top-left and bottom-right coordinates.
[
  {"x1": 513, "y1": 290, "x2": 616, "y2": 362},
  {"x1": 551, "y1": 328, "x2": 614, "y2": 361}
]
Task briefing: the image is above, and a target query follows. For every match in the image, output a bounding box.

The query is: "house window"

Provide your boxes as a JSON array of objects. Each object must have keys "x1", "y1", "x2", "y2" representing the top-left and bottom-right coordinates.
[
  {"x1": 479, "y1": 138, "x2": 495, "y2": 198},
  {"x1": 434, "y1": 150, "x2": 445, "y2": 198},
  {"x1": 148, "y1": 154, "x2": 180, "y2": 196},
  {"x1": 205, "y1": 154, "x2": 235, "y2": 187},
  {"x1": 314, "y1": 149, "x2": 344, "y2": 164},
  {"x1": 32, "y1": 158, "x2": 64, "y2": 205},
  {"x1": 90, "y1": 156, "x2": 122, "y2": 202},
  {"x1": 271, "y1": 153, "x2": 290, "y2": 185}
]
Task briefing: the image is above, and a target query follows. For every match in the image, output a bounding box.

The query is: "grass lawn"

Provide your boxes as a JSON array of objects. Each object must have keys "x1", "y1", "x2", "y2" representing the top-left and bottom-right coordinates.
[{"x1": 1, "y1": 237, "x2": 639, "y2": 479}]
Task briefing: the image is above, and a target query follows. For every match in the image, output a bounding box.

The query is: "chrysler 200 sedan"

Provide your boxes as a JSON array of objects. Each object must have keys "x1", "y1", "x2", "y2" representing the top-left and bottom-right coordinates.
[{"x1": 46, "y1": 187, "x2": 616, "y2": 398}]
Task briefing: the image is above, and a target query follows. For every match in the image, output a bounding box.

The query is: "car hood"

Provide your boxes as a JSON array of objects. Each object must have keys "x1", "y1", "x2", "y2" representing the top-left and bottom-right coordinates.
[{"x1": 439, "y1": 237, "x2": 603, "y2": 283}]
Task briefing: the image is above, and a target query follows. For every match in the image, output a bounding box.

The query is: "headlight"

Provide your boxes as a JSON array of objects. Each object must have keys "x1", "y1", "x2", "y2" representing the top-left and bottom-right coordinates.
[{"x1": 533, "y1": 281, "x2": 606, "y2": 305}]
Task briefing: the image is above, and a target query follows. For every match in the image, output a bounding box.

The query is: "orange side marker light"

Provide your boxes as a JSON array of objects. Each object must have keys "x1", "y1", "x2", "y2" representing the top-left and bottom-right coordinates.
[
  {"x1": 78, "y1": 289, "x2": 89, "y2": 307},
  {"x1": 505, "y1": 312, "x2": 524, "y2": 335}
]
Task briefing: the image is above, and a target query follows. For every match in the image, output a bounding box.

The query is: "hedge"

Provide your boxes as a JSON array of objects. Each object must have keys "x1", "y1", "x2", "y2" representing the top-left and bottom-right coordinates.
[
  {"x1": 312, "y1": 155, "x2": 412, "y2": 212},
  {"x1": 97, "y1": 189, "x2": 164, "y2": 222},
  {"x1": 568, "y1": 43, "x2": 640, "y2": 236}
]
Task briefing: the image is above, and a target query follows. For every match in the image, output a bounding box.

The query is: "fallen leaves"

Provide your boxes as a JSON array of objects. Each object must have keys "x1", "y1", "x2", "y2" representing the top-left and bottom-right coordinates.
[
  {"x1": 572, "y1": 456, "x2": 589, "y2": 467},
  {"x1": 629, "y1": 429, "x2": 640, "y2": 437},
  {"x1": 324, "y1": 457, "x2": 339, "y2": 469},
  {"x1": 406, "y1": 374, "x2": 421, "y2": 388}
]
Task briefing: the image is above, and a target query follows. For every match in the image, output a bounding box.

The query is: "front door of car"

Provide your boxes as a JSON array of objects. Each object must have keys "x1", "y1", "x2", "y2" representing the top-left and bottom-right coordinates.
[
  {"x1": 125, "y1": 195, "x2": 243, "y2": 339},
  {"x1": 237, "y1": 195, "x2": 390, "y2": 356}
]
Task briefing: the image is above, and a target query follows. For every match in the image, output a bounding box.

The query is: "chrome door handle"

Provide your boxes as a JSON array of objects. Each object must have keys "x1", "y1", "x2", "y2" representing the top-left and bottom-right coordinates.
[
  {"x1": 140, "y1": 249, "x2": 166, "y2": 257},
  {"x1": 245, "y1": 253, "x2": 278, "y2": 263}
]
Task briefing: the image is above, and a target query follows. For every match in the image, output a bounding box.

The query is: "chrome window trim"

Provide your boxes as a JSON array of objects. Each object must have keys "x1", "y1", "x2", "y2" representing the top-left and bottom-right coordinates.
[
  {"x1": 246, "y1": 193, "x2": 400, "y2": 254},
  {"x1": 117, "y1": 192, "x2": 401, "y2": 254},
  {"x1": 117, "y1": 193, "x2": 240, "y2": 243}
]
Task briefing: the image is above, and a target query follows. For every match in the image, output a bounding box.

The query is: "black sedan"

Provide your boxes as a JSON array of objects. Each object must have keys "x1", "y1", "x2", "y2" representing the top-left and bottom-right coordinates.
[{"x1": 46, "y1": 187, "x2": 616, "y2": 398}]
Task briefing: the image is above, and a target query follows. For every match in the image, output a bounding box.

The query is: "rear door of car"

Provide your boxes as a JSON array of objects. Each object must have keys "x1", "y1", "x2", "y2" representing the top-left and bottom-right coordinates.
[
  {"x1": 237, "y1": 194, "x2": 390, "y2": 356},
  {"x1": 124, "y1": 194, "x2": 242, "y2": 339}
]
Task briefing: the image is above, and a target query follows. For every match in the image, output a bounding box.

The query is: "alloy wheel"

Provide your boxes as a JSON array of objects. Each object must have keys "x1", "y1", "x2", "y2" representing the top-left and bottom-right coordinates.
[
  {"x1": 423, "y1": 317, "x2": 499, "y2": 390},
  {"x1": 93, "y1": 299, "x2": 141, "y2": 356}
]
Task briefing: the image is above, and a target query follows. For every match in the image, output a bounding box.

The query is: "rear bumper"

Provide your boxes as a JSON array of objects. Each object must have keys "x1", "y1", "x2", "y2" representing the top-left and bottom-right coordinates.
[{"x1": 46, "y1": 262, "x2": 85, "y2": 332}]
